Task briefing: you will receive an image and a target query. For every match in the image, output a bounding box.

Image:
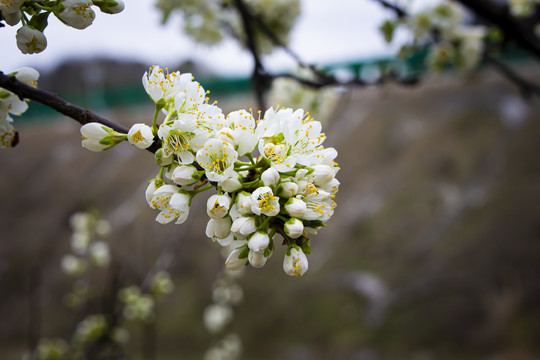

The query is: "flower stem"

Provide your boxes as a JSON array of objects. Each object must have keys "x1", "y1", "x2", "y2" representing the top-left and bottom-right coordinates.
[{"x1": 151, "y1": 105, "x2": 160, "y2": 136}]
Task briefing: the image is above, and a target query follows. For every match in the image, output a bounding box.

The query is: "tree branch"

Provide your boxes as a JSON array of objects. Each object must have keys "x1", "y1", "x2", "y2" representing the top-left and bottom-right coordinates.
[
  {"x1": 233, "y1": 0, "x2": 269, "y2": 111},
  {"x1": 456, "y1": 0, "x2": 540, "y2": 60},
  {"x1": 0, "y1": 71, "x2": 129, "y2": 134},
  {"x1": 484, "y1": 55, "x2": 540, "y2": 98},
  {"x1": 371, "y1": 0, "x2": 407, "y2": 19}
]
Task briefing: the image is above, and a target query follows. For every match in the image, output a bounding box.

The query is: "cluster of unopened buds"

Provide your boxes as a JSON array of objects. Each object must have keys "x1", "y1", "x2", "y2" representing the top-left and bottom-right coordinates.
[
  {"x1": 0, "y1": 67, "x2": 39, "y2": 149},
  {"x1": 80, "y1": 65, "x2": 340, "y2": 277},
  {"x1": 1, "y1": 0, "x2": 124, "y2": 54}
]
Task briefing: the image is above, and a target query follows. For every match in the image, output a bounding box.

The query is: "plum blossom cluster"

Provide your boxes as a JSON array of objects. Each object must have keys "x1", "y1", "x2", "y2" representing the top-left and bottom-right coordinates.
[
  {"x1": 0, "y1": 67, "x2": 39, "y2": 149},
  {"x1": 269, "y1": 68, "x2": 341, "y2": 124},
  {"x1": 155, "y1": 0, "x2": 300, "y2": 54},
  {"x1": 380, "y1": 1, "x2": 487, "y2": 72},
  {"x1": 0, "y1": 0, "x2": 124, "y2": 54},
  {"x1": 61, "y1": 211, "x2": 111, "y2": 279},
  {"x1": 80, "y1": 65, "x2": 340, "y2": 277},
  {"x1": 508, "y1": 0, "x2": 540, "y2": 17}
]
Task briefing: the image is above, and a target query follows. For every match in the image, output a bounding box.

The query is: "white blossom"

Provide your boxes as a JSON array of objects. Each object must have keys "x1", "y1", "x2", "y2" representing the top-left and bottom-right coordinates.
[
  {"x1": 234, "y1": 191, "x2": 253, "y2": 216},
  {"x1": 197, "y1": 139, "x2": 238, "y2": 182},
  {"x1": 58, "y1": 0, "x2": 96, "y2": 30},
  {"x1": 278, "y1": 181, "x2": 298, "y2": 198},
  {"x1": 0, "y1": 117, "x2": 17, "y2": 149},
  {"x1": 247, "y1": 231, "x2": 269, "y2": 253},
  {"x1": 284, "y1": 218, "x2": 303, "y2": 239},
  {"x1": 61, "y1": 255, "x2": 87, "y2": 276},
  {"x1": 16, "y1": 26, "x2": 47, "y2": 54},
  {"x1": 225, "y1": 247, "x2": 248, "y2": 270},
  {"x1": 158, "y1": 113, "x2": 210, "y2": 164},
  {"x1": 89, "y1": 241, "x2": 110, "y2": 267},
  {"x1": 171, "y1": 165, "x2": 201, "y2": 186},
  {"x1": 128, "y1": 123, "x2": 154, "y2": 149},
  {"x1": 220, "y1": 171, "x2": 243, "y2": 192},
  {"x1": 80, "y1": 123, "x2": 115, "y2": 152},
  {"x1": 207, "y1": 194, "x2": 231, "y2": 219},
  {"x1": 206, "y1": 217, "x2": 232, "y2": 240},
  {"x1": 261, "y1": 167, "x2": 280, "y2": 186},
  {"x1": 250, "y1": 186, "x2": 280, "y2": 216},
  {"x1": 230, "y1": 216, "x2": 257, "y2": 238},
  {"x1": 284, "y1": 197, "x2": 307, "y2": 218},
  {"x1": 0, "y1": 0, "x2": 23, "y2": 14},
  {"x1": 283, "y1": 247, "x2": 308, "y2": 277},
  {"x1": 248, "y1": 250, "x2": 268, "y2": 268}
]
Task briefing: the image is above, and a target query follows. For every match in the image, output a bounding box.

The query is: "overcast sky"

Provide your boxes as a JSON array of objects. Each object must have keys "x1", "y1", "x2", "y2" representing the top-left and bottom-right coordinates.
[{"x1": 0, "y1": 0, "x2": 437, "y2": 76}]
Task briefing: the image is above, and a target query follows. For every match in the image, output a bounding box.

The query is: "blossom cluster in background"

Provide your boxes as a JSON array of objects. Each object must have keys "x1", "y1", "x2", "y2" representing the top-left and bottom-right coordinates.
[
  {"x1": 203, "y1": 268, "x2": 244, "y2": 360},
  {"x1": 269, "y1": 68, "x2": 341, "y2": 124},
  {"x1": 81, "y1": 65, "x2": 340, "y2": 277},
  {"x1": 0, "y1": 67, "x2": 39, "y2": 149},
  {"x1": 380, "y1": 0, "x2": 487, "y2": 72},
  {"x1": 0, "y1": 0, "x2": 124, "y2": 54},
  {"x1": 155, "y1": 0, "x2": 300, "y2": 54}
]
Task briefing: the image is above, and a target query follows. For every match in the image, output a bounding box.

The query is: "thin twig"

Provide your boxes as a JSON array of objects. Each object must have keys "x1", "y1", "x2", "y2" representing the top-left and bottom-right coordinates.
[{"x1": 484, "y1": 55, "x2": 540, "y2": 97}]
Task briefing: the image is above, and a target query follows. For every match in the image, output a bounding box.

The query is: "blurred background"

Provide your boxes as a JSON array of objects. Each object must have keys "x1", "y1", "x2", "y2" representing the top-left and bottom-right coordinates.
[{"x1": 2, "y1": 0, "x2": 540, "y2": 359}]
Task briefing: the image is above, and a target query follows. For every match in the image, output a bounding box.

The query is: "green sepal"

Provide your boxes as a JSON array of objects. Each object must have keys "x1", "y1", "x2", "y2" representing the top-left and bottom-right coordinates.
[
  {"x1": 28, "y1": 12, "x2": 49, "y2": 32},
  {"x1": 379, "y1": 20, "x2": 397, "y2": 44},
  {"x1": 303, "y1": 220, "x2": 326, "y2": 228},
  {"x1": 237, "y1": 244, "x2": 249, "y2": 259},
  {"x1": 300, "y1": 238, "x2": 311, "y2": 255},
  {"x1": 0, "y1": 90, "x2": 10, "y2": 99}
]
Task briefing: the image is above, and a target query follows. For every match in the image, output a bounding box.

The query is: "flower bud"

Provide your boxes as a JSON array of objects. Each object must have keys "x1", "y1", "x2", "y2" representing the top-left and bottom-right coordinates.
[
  {"x1": 225, "y1": 247, "x2": 247, "y2": 270},
  {"x1": 206, "y1": 217, "x2": 232, "y2": 239},
  {"x1": 207, "y1": 194, "x2": 231, "y2": 219},
  {"x1": 261, "y1": 167, "x2": 280, "y2": 186},
  {"x1": 284, "y1": 218, "x2": 304, "y2": 239},
  {"x1": 89, "y1": 241, "x2": 110, "y2": 267},
  {"x1": 151, "y1": 271, "x2": 174, "y2": 296},
  {"x1": 3, "y1": 10, "x2": 21, "y2": 26},
  {"x1": 283, "y1": 247, "x2": 308, "y2": 277},
  {"x1": 235, "y1": 191, "x2": 253, "y2": 215},
  {"x1": 311, "y1": 165, "x2": 335, "y2": 186},
  {"x1": 128, "y1": 123, "x2": 154, "y2": 149},
  {"x1": 12, "y1": 67, "x2": 39, "y2": 87},
  {"x1": 93, "y1": 0, "x2": 124, "y2": 14},
  {"x1": 221, "y1": 171, "x2": 242, "y2": 192},
  {"x1": 172, "y1": 165, "x2": 201, "y2": 186},
  {"x1": 80, "y1": 122, "x2": 125, "y2": 151},
  {"x1": 248, "y1": 231, "x2": 270, "y2": 253},
  {"x1": 279, "y1": 181, "x2": 298, "y2": 198},
  {"x1": 58, "y1": 0, "x2": 96, "y2": 29},
  {"x1": 154, "y1": 148, "x2": 173, "y2": 166},
  {"x1": 248, "y1": 250, "x2": 268, "y2": 268},
  {"x1": 231, "y1": 216, "x2": 257, "y2": 237},
  {"x1": 16, "y1": 26, "x2": 47, "y2": 54},
  {"x1": 61, "y1": 255, "x2": 87, "y2": 277},
  {"x1": 284, "y1": 198, "x2": 307, "y2": 218},
  {"x1": 0, "y1": 0, "x2": 23, "y2": 13}
]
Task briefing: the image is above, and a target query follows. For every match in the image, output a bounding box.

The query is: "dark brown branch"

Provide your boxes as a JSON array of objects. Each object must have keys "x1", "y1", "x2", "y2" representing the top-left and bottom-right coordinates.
[
  {"x1": 233, "y1": 0, "x2": 268, "y2": 111},
  {"x1": 0, "y1": 71, "x2": 164, "y2": 153},
  {"x1": 371, "y1": 0, "x2": 407, "y2": 19},
  {"x1": 457, "y1": 0, "x2": 540, "y2": 61},
  {"x1": 0, "y1": 71, "x2": 128, "y2": 133},
  {"x1": 484, "y1": 55, "x2": 540, "y2": 98}
]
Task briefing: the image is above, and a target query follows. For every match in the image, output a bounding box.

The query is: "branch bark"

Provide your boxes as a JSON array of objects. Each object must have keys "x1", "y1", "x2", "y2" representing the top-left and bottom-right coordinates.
[{"x1": 0, "y1": 71, "x2": 129, "y2": 134}]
